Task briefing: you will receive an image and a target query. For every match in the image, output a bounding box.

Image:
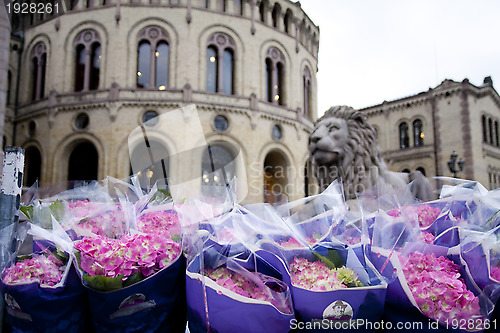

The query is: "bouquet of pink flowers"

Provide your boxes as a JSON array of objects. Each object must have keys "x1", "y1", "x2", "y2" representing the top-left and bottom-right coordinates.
[
  {"x1": 401, "y1": 251, "x2": 484, "y2": 325},
  {"x1": 67, "y1": 194, "x2": 187, "y2": 331},
  {"x1": 264, "y1": 244, "x2": 387, "y2": 325},
  {"x1": 182, "y1": 200, "x2": 295, "y2": 333},
  {"x1": 2, "y1": 253, "x2": 64, "y2": 287},
  {"x1": 186, "y1": 251, "x2": 294, "y2": 333},
  {"x1": 0, "y1": 222, "x2": 88, "y2": 332},
  {"x1": 205, "y1": 266, "x2": 292, "y2": 314}
]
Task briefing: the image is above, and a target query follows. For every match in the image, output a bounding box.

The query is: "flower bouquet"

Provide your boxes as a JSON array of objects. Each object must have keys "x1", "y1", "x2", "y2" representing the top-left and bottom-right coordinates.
[
  {"x1": 258, "y1": 242, "x2": 387, "y2": 328},
  {"x1": 368, "y1": 207, "x2": 496, "y2": 332},
  {"x1": 69, "y1": 189, "x2": 186, "y2": 332},
  {"x1": 74, "y1": 236, "x2": 185, "y2": 332},
  {"x1": 457, "y1": 225, "x2": 500, "y2": 295},
  {"x1": 179, "y1": 194, "x2": 296, "y2": 332},
  {"x1": 0, "y1": 222, "x2": 88, "y2": 332},
  {"x1": 185, "y1": 249, "x2": 294, "y2": 333}
]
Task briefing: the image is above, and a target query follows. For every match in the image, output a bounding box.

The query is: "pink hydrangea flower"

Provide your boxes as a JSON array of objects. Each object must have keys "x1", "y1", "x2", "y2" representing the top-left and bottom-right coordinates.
[
  {"x1": 279, "y1": 237, "x2": 302, "y2": 248},
  {"x1": 289, "y1": 257, "x2": 363, "y2": 291},
  {"x1": 389, "y1": 205, "x2": 441, "y2": 228},
  {"x1": 491, "y1": 266, "x2": 500, "y2": 282},
  {"x1": 2, "y1": 254, "x2": 64, "y2": 287},
  {"x1": 68, "y1": 200, "x2": 127, "y2": 238},
  {"x1": 279, "y1": 236, "x2": 319, "y2": 248},
  {"x1": 137, "y1": 210, "x2": 181, "y2": 237},
  {"x1": 205, "y1": 267, "x2": 292, "y2": 314},
  {"x1": 75, "y1": 233, "x2": 180, "y2": 281},
  {"x1": 402, "y1": 252, "x2": 485, "y2": 326},
  {"x1": 422, "y1": 232, "x2": 435, "y2": 244}
]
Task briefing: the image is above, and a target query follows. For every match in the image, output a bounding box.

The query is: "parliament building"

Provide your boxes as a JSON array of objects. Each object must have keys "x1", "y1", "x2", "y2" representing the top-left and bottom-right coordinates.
[{"x1": 3, "y1": 0, "x2": 319, "y2": 203}]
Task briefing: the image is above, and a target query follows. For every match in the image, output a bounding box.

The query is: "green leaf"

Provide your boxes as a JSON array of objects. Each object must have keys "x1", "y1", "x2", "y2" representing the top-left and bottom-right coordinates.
[
  {"x1": 74, "y1": 251, "x2": 82, "y2": 268},
  {"x1": 52, "y1": 249, "x2": 69, "y2": 265},
  {"x1": 150, "y1": 189, "x2": 172, "y2": 204},
  {"x1": 83, "y1": 273, "x2": 124, "y2": 292},
  {"x1": 49, "y1": 200, "x2": 65, "y2": 221},
  {"x1": 16, "y1": 255, "x2": 32, "y2": 262},
  {"x1": 20, "y1": 205, "x2": 34, "y2": 220},
  {"x1": 313, "y1": 249, "x2": 344, "y2": 270},
  {"x1": 171, "y1": 233, "x2": 180, "y2": 243},
  {"x1": 123, "y1": 271, "x2": 144, "y2": 288}
]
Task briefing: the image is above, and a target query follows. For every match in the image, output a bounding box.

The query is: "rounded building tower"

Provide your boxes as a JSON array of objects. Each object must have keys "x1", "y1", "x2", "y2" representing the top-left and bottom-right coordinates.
[{"x1": 5, "y1": 0, "x2": 319, "y2": 203}]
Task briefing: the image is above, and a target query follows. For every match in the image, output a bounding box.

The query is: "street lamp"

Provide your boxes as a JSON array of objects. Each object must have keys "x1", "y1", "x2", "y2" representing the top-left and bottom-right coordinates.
[{"x1": 447, "y1": 152, "x2": 465, "y2": 178}]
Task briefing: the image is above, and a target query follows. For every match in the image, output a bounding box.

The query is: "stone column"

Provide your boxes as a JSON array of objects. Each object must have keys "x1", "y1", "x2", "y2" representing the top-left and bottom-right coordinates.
[{"x1": 0, "y1": 3, "x2": 12, "y2": 166}]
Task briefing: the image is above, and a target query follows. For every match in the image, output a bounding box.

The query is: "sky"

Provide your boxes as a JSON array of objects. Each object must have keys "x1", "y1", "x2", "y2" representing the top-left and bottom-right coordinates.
[{"x1": 299, "y1": 0, "x2": 500, "y2": 116}]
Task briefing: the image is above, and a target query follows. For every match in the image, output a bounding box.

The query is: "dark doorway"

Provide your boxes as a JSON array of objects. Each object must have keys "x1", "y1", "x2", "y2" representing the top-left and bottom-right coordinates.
[
  {"x1": 24, "y1": 146, "x2": 41, "y2": 187},
  {"x1": 68, "y1": 142, "x2": 98, "y2": 184}
]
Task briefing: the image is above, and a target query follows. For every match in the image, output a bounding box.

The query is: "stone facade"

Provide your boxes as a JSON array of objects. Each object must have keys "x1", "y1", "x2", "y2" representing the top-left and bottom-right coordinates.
[
  {"x1": 361, "y1": 77, "x2": 500, "y2": 191},
  {"x1": 3, "y1": 0, "x2": 319, "y2": 204}
]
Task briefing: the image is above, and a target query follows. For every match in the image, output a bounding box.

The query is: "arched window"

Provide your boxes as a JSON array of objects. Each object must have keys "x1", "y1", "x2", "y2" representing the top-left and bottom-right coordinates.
[
  {"x1": 416, "y1": 167, "x2": 426, "y2": 177},
  {"x1": 312, "y1": 32, "x2": 318, "y2": 54},
  {"x1": 303, "y1": 67, "x2": 312, "y2": 117},
  {"x1": 74, "y1": 30, "x2": 101, "y2": 92},
  {"x1": 263, "y1": 150, "x2": 288, "y2": 203},
  {"x1": 495, "y1": 121, "x2": 499, "y2": 147},
  {"x1": 89, "y1": 43, "x2": 101, "y2": 90},
  {"x1": 137, "y1": 42, "x2": 151, "y2": 88},
  {"x1": 155, "y1": 42, "x2": 169, "y2": 90},
  {"x1": 136, "y1": 26, "x2": 170, "y2": 90},
  {"x1": 68, "y1": 141, "x2": 98, "y2": 186},
  {"x1": 74, "y1": 44, "x2": 86, "y2": 92},
  {"x1": 222, "y1": 49, "x2": 233, "y2": 95},
  {"x1": 201, "y1": 144, "x2": 235, "y2": 196},
  {"x1": 130, "y1": 140, "x2": 169, "y2": 191},
  {"x1": 482, "y1": 115, "x2": 488, "y2": 143},
  {"x1": 206, "y1": 46, "x2": 218, "y2": 93},
  {"x1": 30, "y1": 42, "x2": 47, "y2": 101},
  {"x1": 399, "y1": 122, "x2": 409, "y2": 149},
  {"x1": 272, "y1": 3, "x2": 281, "y2": 28},
  {"x1": 7, "y1": 70, "x2": 11, "y2": 105},
  {"x1": 24, "y1": 146, "x2": 42, "y2": 187},
  {"x1": 489, "y1": 118, "x2": 494, "y2": 145},
  {"x1": 284, "y1": 9, "x2": 293, "y2": 34},
  {"x1": 259, "y1": 0, "x2": 268, "y2": 23},
  {"x1": 265, "y1": 47, "x2": 285, "y2": 105},
  {"x1": 413, "y1": 119, "x2": 424, "y2": 147},
  {"x1": 300, "y1": 19, "x2": 306, "y2": 45},
  {"x1": 206, "y1": 33, "x2": 235, "y2": 95}
]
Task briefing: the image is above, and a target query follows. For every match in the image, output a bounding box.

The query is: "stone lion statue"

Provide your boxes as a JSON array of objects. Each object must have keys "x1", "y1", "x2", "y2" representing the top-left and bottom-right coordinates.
[{"x1": 309, "y1": 105, "x2": 433, "y2": 201}]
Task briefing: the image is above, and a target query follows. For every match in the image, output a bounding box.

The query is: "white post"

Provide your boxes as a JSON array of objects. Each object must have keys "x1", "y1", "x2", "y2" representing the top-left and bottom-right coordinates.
[{"x1": 0, "y1": 146, "x2": 25, "y2": 328}]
